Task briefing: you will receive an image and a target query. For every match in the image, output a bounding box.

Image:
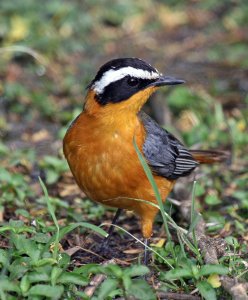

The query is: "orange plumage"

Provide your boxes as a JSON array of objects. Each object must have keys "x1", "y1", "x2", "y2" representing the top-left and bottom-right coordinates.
[
  {"x1": 63, "y1": 88, "x2": 174, "y2": 238},
  {"x1": 63, "y1": 58, "x2": 227, "y2": 239}
]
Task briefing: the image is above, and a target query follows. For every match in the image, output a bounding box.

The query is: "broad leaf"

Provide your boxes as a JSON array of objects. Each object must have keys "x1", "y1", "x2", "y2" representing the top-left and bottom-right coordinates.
[
  {"x1": 199, "y1": 265, "x2": 229, "y2": 277},
  {"x1": 123, "y1": 265, "x2": 150, "y2": 277},
  {"x1": 28, "y1": 284, "x2": 64, "y2": 299},
  {"x1": 161, "y1": 268, "x2": 193, "y2": 280},
  {"x1": 197, "y1": 281, "x2": 216, "y2": 300},
  {"x1": 58, "y1": 272, "x2": 88, "y2": 286},
  {"x1": 96, "y1": 278, "x2": 118, "y2": 299},
  {"x1": 127, "y1": 279, "x2": 156, "y2": 300}
]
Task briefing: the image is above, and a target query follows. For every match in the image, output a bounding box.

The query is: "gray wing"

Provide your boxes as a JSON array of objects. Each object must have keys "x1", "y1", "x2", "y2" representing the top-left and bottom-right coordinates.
[{"x1": 138, "y1": 111, "x2": 198, "y2": 180}]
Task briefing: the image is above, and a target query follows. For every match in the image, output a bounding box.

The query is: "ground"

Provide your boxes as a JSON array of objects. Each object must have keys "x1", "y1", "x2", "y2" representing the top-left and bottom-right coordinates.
[{"x1": 0, "y1": 1, "x2": 247, "y2": 299}]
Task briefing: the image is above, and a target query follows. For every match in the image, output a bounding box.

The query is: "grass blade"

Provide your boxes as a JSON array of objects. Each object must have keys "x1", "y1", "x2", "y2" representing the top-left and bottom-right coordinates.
[
  {"x1": 133, "y1": 137, "x2": 171, "y2": 241},
  {"x1": 39, "y1": 177, "x2": 60, "y2": 260}
]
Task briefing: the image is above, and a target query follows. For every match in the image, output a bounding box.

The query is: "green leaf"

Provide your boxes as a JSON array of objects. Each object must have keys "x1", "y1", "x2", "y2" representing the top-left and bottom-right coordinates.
[
  {"x1": 105, "y1": 264, "x2": 123, "y2": 278},
  {"x1": 234, "y1": 220, "x2": 246, "y2": 232},
  {"x1": 20, "y1": 275, "x2": 30, "y2": 293},
  {"x1": 225, "y1": 236, "x2": 239, "y2": 248},
  {"x1": 205, "y1": 194, "x2": 221, "y2": 206},
  {"x1": 15, "y1": 209, "x2": 30, "y2": 218},
  {"x1": 28, "y1": 284, "x2": 64, "y2": 299},
  {"x1": 45, "y1": 169, "x2": 59, "y2": 184},
  {"x1": 0, "y1": 249, "x2": 9, "y2": 267},
  {"x1": 123, "y1": 265, "x2": 150, "y2": 278},
  {"x1": 122, "y1": 274, "x2": 132, "y2": 291},
  {"x1": 161, "y1": 268, "x2": 193, "y2": 280},
  {"x1": 58, "y1": 222, "x2": 107, "y2": 240},
  {"x1": 195, "y1": 184, "x2": 205, "y2": 197},
  {"x1": 178, "y1": 257, "x2": 195, "y2": 269},
  {"x1": 127, "y1": 279, "x2": 156, "y2": 300},
  {"x1": 0, "y1": 222, "x2": 35, "y2": 234},
  {"x1": 33, "y1": 258, "x2": 57, "y2": 267},
  {"x1": 191, "y1": 265, "x2": 200, "y2": 279},
  {"x1": 0, "y1": 279, "x2": 21, "y2": 294},
  {"x1": 0, "y1": 143, "x2": 8, "y2": 156},
  {"x1": 198, "y1": 265, "x2": 229, "y2": 277},
  {"x1": 31, "y1": 233, "x2": 51, "y2": 244},
  {"x1": 167, "y1": 86, "x2": 194, "y2": 110},
  {"x1": 96, "y1": 278, "x2": 118, "y2": 299},
  {"x1": 8, "y1": 257, "x2": 30, "y2": 280},
  {"x1": 58, "y1": 272, "x2": 88, "y2": 286},
  {"x1": 43, "y1": 155, "x2": 68, "y2": 171},
  {"x1": 12, "y1": 234, "x2": 41, "y2": 262},
  {"x1": 28, "y1": 272, "x2": 50, "y2": 283},
  {"x1": 0, "y1": 168, "x2": 12, "y2": 183},
  {"x1": 9, "y1": 220, "x2": 24, "y2": 228},
  {"x1": 51, "y1": 267, "x2": 63, "y2": 286},
  {"x1": 57, "y1": 253, "x2": 71, "y2": 268},
  {"x1": 75, "y1": 290, "x2": 91, "y2": 299},
  {"x1": 197, "y1": 280, "x2": 216, "y2": 300},
  {"x1": 74, "y1": 264, "x2": 104, "y2": 275}
]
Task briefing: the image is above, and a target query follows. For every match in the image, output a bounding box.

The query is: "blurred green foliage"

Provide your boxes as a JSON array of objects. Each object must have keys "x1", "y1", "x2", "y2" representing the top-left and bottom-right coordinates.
[{"x1": 0, "y1": 0, "x2": 247, "y2": 299}]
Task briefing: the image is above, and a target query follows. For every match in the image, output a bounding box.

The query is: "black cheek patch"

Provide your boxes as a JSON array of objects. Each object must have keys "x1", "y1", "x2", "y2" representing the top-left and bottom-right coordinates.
[
  {"x1": 95, "y1": 77, "x2": 157, "y2": 105},
  {"x1": 95, "y1": 79, "x2": 138, "y2": 105}
]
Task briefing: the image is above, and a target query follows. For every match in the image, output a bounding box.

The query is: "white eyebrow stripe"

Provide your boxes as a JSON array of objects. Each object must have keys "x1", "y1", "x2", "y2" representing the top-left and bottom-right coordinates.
[{"x1": 92, "y1": 66, "x2": 159, "y2": 93}]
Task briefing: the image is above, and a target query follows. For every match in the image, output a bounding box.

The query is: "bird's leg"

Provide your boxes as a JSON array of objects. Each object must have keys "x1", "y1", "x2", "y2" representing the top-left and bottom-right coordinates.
[
  {"x1": 143, "y1": 238, "x2": 150, "y2": 265},
  {"x1": 100, "y1": 208, "x2": 122, "y2": 252}
]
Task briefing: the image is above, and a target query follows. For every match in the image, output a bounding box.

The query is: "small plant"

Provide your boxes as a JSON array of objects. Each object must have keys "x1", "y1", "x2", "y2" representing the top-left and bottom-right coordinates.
[
  {"x1": 0, "y1": 179, "x2": 107, "y2": 300},
  {"x1": 0, "y1": 167, "x2": 34, "y2": 208},
  {"x1": 159, "y1": 257, "x2": 229, "y2": 300},
  {"x1": 39, "y1": 156, "x2": 69, "y2": 185},
  {"x1": 0, "y1": 226, "x2": 88, "y2": 299},
  {"x1": 75, "y1": 264, "x2": 155, "y2": 300}
]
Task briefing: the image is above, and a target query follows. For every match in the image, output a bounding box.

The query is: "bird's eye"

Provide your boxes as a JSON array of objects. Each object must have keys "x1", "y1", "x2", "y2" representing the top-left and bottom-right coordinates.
[{"x1": 127, "y1": 77, "x2": 139, "y2": 86}]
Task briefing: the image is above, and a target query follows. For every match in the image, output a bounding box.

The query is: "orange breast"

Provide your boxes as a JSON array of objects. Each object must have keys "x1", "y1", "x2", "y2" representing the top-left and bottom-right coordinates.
[{"x1": 63, "y1": 108, "x2": 175, "y2": 238}]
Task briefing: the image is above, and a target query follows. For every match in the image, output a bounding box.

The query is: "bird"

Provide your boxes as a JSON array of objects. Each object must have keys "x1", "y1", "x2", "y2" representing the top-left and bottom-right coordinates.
[{"x1": 63, "y1": 57, "x2": 227, "y2": 258}]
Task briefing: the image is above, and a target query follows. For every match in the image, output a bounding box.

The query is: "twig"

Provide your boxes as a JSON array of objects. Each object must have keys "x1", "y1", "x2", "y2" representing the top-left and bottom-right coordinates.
[
  {"x1": 64, "y1": 245, "x2": 105, "y2": 260},
  {"x1": 115, "y1": 293, "x2": 201, "y2": 300},
  {"x1": 157, "y1": 291, "x2": 201, "y2": 300},
  {"x1": 84, "y1": 259, "x2": 116, "y2": 298}
]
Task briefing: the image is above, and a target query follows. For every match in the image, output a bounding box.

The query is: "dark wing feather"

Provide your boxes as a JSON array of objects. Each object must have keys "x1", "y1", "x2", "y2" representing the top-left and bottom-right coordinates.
[{"x1": 138, "y1": 111, "x2": 198, "y2": 180}]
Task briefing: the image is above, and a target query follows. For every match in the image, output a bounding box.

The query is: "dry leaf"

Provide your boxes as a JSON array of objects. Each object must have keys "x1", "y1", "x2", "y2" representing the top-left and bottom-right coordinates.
[
  {"x1": 150, "y1": 238, "x2": 166, "y2": 248},
  {"x1": 123, "y1": 248, "x2": 143, "y2": 254},
  {"x1": 207, "y1": 274, "x2": 221, "y2": 288}
]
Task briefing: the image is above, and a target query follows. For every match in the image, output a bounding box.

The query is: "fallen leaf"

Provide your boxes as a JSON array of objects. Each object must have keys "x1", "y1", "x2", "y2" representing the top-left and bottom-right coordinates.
[
  {"x1": 150, "y1": 238, "x2": 166, "y2": 248},
  {"x1": 123, "y1": 248, "x2": 143, "y2": 254},
  {"x1": 207, "y1": 274, "x2": 221, "y2": 288},
  {"x1": 64, "y1": 246, "x2": 81, "y2": 256}
]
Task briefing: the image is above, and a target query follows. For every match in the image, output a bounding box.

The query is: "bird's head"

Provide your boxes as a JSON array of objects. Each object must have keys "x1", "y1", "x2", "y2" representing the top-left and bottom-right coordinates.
[{"x1": 84, "y1": 58, "x2": 184, "y2": 115}]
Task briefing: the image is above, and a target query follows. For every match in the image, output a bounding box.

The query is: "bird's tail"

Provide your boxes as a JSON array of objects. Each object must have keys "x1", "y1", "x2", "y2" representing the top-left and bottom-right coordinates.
[{"x1": 189, "y1": 150, "x2": 230, "y2": 164}]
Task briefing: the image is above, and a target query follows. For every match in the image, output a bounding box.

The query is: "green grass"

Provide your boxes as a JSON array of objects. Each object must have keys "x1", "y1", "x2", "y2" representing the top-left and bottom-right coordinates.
[
  {"x1": 0, "y1": 180, "x2": 107, "y2": 300},
  {"x1": 133, "y1": 138, "x2": 246, "y2": 299},
  {"x1": 0, "y1": 0, "x2": 247, "y2": 299}
]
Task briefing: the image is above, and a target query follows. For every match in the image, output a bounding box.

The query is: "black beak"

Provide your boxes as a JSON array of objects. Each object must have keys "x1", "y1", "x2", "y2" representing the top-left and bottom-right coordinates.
[{"x1": 149, "y1": 75, "x2": 185, "y2": 87}]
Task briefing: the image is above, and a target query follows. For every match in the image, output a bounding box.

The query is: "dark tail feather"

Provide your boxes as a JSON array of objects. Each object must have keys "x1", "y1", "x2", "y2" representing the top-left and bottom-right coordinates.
[{"x1": 189, "y1": 150, "x2": 230, "y2": 164}]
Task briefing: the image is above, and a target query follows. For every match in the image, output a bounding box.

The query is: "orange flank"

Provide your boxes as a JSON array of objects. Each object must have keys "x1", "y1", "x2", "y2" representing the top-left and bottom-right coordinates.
[{"x1": 63, "y1": 88, "x2": 174, "y2": 238}]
